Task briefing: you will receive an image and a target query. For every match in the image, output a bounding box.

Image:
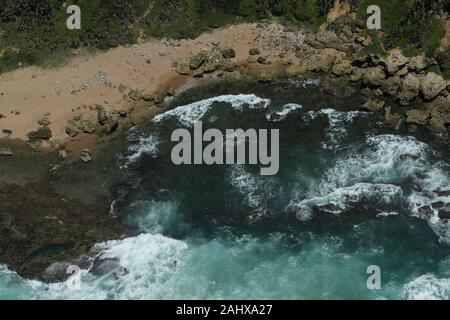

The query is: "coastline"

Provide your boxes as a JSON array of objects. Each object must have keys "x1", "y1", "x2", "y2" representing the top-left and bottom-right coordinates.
[
  {"x1": 1, "y1": 21, "x2": 449, "y2": 158},
  {"x1": 1, "y1": 20, "x2": 450, "y2": 281}
]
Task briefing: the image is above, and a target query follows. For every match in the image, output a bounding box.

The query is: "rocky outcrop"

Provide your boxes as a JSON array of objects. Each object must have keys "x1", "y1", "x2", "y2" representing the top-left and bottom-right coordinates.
[
  {"x1": 189, "y1": 52, "x2": 206, "y2": 70},
  {"x1": 331, "y1": 59, "x2": 352, "y2": 76},
  {"x1": 405, "y1": 109, "x2": 430, "y2": 125},
  {"x1": 397, "y1": 74, "x2": 420, "y2": 105},
  {"x1": 381, "y1": 51, "x2": 409, "y2": 75},
  {"x1": 306, "y1": 31, "x2": 351, "y2": 52},
  {"x1": 408, "y1": 56, "x2": 428, "y2": 71},
  {"x1": 97, "y1": 106, "x2": 118, "y2": 134},
  {"x1": 27, "y1": 126, "x2": 52, "y2": 141},
  {"x1": 362, "y1": 67, "x2": 385, "y2": 87},
  {"x1": 420, "y1": 72, "x2": 446, "y2": 100},
  {"x1": 249, "y1": 48, "x2": 260, "y2": 55},
  {"x1": 289, "y1": 49, "x2": 339, "y2": 75},
  {"x1": 362, "y1": 99, "x2": 385, "y2": 112},
  {"x1": 381, "y1": 76, "x2": 402, "y2": 96},
  {"x1": 221, "y1": 48, "x2": 236, "y2": 59},
  {"x1": 0, "y1": 183, "x2": 122, "y2": 280}
]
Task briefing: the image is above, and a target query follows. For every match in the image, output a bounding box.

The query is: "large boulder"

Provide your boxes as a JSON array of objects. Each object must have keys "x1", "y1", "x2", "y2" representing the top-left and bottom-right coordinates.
[
  {"x1": 65, "y1": 120, "x2": 79, "y2": 137},
  {"x1": 396, "y1": 74, "x2": 420, "y2": 105},
  {"x1": 78, "y1": 119, "x2": 97, "y2": 134},
  {"x1": 27, "y1": 126, "x2": 52, "y2": 141},
  {"x1": 381, "y1": 76, "x2": 402, "y2": 96},
  {"x1": 405, "y1": 109, "x2": 430, "y2": 125},
  {"x1": 349, "y1": 67, "x2": 364, "y2": 82},
  {"x1": 315, "y1": 31, "x2": 349, "y2": 52},
  {"x1": 408, "y1": 55, "x2": 428, "y2": 71},
  {"x1": 428, "y1": 96, "x2": 450, "y2": 132},
  {"x1": 420, "y1": 72, "x2": 446, "y2": 100},
  {"x1": 189, "y1": 52, "x2": 206, "y2": 70},
  {"x1": 97, "y1": 107, "x2": 118, "y2": 134},
  {"x1": 221, "y1": 48, "x2": 236, "y2": 59},
  {"x1": 362, "y1": 67, "x2": 386, "y2": 87},
  {"x1": 174, "y1": 58, "x2": 191, "y2": 75},
  {"x1": 331, "y1": 59, "x2": 353, "y2": 76},
  {"x1": 288, "y1": 50, "x2": 338, "y2": 75},
  {"x1": 382, "y1": 51, "x2": 409, "y2": 75},
  {"x1": 361, "y1": 99, "x2": 385, "y2": 112}
]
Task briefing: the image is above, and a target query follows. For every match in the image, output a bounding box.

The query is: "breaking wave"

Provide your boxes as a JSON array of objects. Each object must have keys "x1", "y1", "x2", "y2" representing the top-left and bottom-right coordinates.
[{"x1": 152, "y1": 94, "x2": 271, "y2": 127}]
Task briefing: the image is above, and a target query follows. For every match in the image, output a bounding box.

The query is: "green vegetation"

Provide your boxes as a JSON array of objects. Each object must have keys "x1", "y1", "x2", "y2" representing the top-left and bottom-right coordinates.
[
  {"x1": 356, "y1": 0, "x2": 447, "y2": 56},
  {"x1": 0, "y1": 0, "x2": 448, "y2": 75}
]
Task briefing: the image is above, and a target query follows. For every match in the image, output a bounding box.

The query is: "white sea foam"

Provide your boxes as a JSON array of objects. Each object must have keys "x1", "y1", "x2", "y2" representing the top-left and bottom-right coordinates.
[
  {"x1": 304, "y1": 109, "x2": 368, "y2": 149},
  {"x1": 125, "y1": 134, "x2": 159, "y2": 164},
  {"x1": 287, "y1": 183, "x2": 403, "y2": 218},
  {"x1": 227, "y1": 165, "x2": 279, "y2": 213},
  {"x1": 28, "y1": 234, "x2": 188, "y2": 300},
  {"x1": 317, "y1": 134, "x2": 433, "y2": 194},
  {"x1": 402, "y1": 274, "x2": 450, "y2": 300},
  {"x1": 376, "y1": 211, "x2": 399, "y2": 218},
  {"x1": 266, "y1": 103, "x2": 302, "y2": 122},
  {"x1": 152, "y1": 94, "x2": 271, "y2": 127},
  {"x1": 312, "y1": 133, "x2": 450, "y2": 241},
  {"x1": 292, "y1": 78, "x2": 321, "y2": 88}
]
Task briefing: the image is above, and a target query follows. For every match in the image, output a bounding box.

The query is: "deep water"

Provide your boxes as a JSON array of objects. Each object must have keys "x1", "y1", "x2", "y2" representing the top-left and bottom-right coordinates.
[{"x1": 1, "y1": 79, "x2": 450, "y2": 300}]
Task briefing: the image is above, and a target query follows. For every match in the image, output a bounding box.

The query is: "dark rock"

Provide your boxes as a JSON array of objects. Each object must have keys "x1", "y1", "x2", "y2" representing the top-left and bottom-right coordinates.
[
  {"x1": 118, "y1": 110, "x2": 128, "y2": 117},
  {"x1": 257, "y1": 56, "x2": 268, "y2": 64},
  {"x1": 435, "y1": 189, "x2": 450, "y2": 197},
  {"x1": 78, "y1": 119, "x2": 97, "y2": 134},
  {"x1": 27, "y1": 126, "x2": 52, "y2": 141},
  {"x1": 249, "y1": 48, "x2": 260, "y2": 56},
  {"x1": 221, "y1": 48, "x2": 236, "y2": 59},
  {"x1": 0, "y1": 183, "x2": 122, "y2": 280},
  {"x1": 431, "y1": 201, "x2": 445, "y2": 209},
  {"x1": 142, "y1": 93, "x2": 155, "y2": 102},
  {"x1": 65, "y1": 121, "x2": 79, "y2": 137},
  {"x1": 438, "y1": 209, "x2": 450, "y2": 219},
  {"x1": 97, "y1": 106, "x2": 119, "y2": 133},
  {"x1": 89, "y1": 256, "x2": 121, "y2": 276},
  {"x1": 417, "y1": 205, "x2": 434, "y2": 218},
  {"x1": 189, "y1": 52, "x2": 206, "y2": 70}
]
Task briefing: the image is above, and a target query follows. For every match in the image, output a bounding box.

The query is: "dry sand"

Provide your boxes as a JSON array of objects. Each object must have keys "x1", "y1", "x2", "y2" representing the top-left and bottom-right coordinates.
[{"x1": 0, "y1": 23, "x2": 289, "y2": 147}]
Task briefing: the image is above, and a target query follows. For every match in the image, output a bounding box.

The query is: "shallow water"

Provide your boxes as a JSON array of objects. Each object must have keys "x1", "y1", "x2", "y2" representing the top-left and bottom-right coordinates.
[{"x1": 1, "y1": 79, "x2": 450, "y2": 300}]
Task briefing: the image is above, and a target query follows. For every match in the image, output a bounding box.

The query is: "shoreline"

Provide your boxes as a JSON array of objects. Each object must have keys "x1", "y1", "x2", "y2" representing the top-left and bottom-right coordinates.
[
  {"x1": 1, "y1": 20, "x2": 450, "y2": 281},
  {"x1": 1, "y1": 21, "x2": 449, "y2": 159}
]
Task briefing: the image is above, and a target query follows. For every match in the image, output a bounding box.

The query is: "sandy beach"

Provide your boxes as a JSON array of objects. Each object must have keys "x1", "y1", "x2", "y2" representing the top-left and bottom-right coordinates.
[{"x1": 0, "y1": 23, "x2": 292, "y2": 149}]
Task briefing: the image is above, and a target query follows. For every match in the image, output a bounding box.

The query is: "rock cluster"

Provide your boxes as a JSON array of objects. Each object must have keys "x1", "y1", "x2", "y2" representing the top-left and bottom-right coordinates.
[
  {"x1": 174, "y1": 47, "x2": 237, "y2": 78},
  {"x1": 65, "y1": 105, "x2": 120, "y2": 137},
  {"x1": 279, "y1": 27, "x2": 450, "y2": 137}
]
